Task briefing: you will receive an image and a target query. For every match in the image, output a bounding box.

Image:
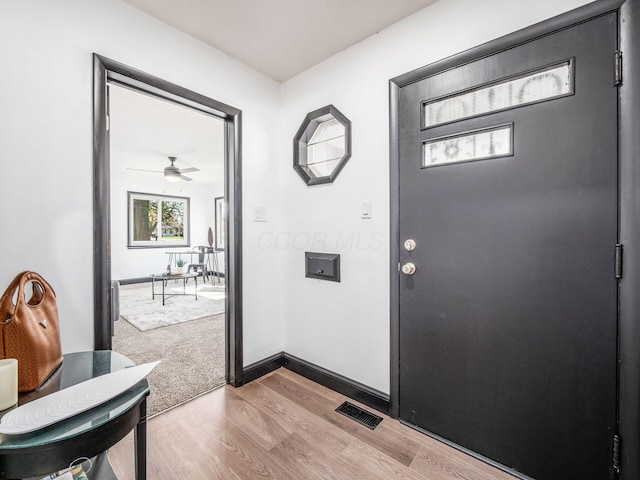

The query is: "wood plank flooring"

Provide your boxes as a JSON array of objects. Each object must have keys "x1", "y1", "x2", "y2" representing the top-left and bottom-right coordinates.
[{"x1": 108, "y1": 368, "x2": 518, "y2": 480}]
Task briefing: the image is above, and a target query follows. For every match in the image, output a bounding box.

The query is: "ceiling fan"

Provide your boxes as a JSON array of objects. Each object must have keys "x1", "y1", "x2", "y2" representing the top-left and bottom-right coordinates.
[{"x1": 126, "y1": 156, "x2": 199, "y2": 182}]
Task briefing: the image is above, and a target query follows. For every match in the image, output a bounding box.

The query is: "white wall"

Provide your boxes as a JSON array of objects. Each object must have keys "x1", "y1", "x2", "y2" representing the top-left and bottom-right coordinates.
[
  {"x1": 0, "y1": 0, "x2": 284, "y2": 362},
  {"x1": 278, "y1": 0, "x2": 592, "y2": 394},
  {"x1": 109, "y1": 166, "x2": 224, "y2": 280},
  {"x1": 0, "y1": 0, "x2": 595, "y2": 386}
]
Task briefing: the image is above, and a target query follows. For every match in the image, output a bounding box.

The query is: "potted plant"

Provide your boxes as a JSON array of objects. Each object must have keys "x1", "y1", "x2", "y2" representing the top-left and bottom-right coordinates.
[{"x1": 175, "y1": 258, "x2": 187, "y2": 275}]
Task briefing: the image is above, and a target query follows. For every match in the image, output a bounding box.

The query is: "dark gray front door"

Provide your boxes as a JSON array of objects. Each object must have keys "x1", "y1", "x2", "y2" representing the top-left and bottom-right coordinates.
[{"x1": 398, "y1": 13, "x2": 618, "y2": 480}]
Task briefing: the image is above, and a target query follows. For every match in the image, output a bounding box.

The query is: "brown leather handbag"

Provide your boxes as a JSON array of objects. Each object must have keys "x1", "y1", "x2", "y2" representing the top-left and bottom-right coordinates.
[{"x1": 0, "y1": 271, "x2": 63, "y2": 392}]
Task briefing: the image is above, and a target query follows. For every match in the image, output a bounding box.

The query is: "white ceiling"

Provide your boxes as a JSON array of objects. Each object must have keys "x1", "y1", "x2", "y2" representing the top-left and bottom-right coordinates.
[
  {"x1": 109, "y1": 84, "x2": 225, "y2": 185},
  {"x1": 110, "y1": 1, "x2": 439, "y2": 180},
  {"x1": 121, "y1": 0, "x2": 439, "y2": 82}
]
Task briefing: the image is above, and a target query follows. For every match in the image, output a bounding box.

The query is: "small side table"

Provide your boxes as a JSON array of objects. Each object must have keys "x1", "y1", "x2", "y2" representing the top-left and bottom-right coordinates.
[
  {"x1": 0, "y1": 351, "x2": 149, "y2": 480},
  {"x1": 150, "y1": 272, "x2": 198, "y2": 305}
]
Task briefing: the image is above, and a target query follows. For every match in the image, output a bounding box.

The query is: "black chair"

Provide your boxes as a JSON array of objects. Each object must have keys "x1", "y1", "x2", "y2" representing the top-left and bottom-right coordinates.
[
  {"x1": 204, "y1": 246, "x2": 222, "y2": 285},
  {"x1": 187, "y1": 246, "x2": 209, "y2": 282}
]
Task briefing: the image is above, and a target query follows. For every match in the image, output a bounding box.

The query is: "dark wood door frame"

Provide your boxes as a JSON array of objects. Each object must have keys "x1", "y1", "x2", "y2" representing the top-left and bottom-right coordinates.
[
  {"x1": 93, "y1": 54, "x2": 244, "y2": 386},
  {"x1": 390, "y1": 0, "x2": 640, "y2": 477}
]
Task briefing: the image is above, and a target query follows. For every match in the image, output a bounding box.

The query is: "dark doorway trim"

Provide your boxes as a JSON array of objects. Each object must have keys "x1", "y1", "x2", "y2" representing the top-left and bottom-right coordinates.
[
  {"x1": 93, "y1": 54, "x2": 244, "y2": 386},
  {"x1": 618, "y1": 0, "x2": 640, "y2": 478},
  {"x1": 390, "y1": 0, "x2": 639, "y2": 478},
  {"x1": 390, "y1": 0, "x2": 624, "y2": 88}
]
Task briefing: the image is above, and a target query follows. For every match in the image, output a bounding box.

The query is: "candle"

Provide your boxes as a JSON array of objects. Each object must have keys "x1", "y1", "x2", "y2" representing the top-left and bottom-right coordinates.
[{"x1": 0, "y1": 359, "x2": 18, "y2": 411}]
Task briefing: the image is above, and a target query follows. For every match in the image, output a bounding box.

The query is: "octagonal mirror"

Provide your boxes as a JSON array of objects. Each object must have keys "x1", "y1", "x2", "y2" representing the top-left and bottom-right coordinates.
[{"x1": 293, "y1": 105, "x2": 351, "y2": 185}]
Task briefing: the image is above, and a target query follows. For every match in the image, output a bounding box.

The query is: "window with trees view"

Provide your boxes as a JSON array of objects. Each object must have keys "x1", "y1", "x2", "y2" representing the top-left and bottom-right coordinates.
[{"x1": 128, "y1": 192, "x2": 190, "y2": 248}]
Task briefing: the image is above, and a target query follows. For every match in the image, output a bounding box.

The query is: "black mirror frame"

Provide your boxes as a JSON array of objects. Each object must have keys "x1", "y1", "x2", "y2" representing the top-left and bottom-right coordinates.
[{"x1": 293, "y1": 104, "x2": 352, "y2": 185}]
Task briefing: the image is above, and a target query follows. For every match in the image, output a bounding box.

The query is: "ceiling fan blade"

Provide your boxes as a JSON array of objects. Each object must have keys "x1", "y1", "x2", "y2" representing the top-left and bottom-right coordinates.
[
  {"x1": 126, "y1": 168, "x2": 162, "y2": 173},
  {"x1": 180, "y1": 175, "x2": 193, "y2": 182},
  {"x1": 180, "y1": 167, "x2": 199, "y2": 174}
]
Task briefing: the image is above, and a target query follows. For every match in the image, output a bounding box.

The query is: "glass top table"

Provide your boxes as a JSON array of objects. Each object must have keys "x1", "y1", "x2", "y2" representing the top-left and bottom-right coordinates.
[
  {"x1": 0, "y1": 350, "x2": 149, "y2": 480},
  {"x1": 150, "y1": 272, "x2": 198, "y2": 305}
]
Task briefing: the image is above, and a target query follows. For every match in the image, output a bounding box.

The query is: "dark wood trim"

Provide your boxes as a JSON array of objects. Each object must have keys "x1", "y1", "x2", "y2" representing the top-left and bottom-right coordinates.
[
  {"x1": 283, "y1": 353, "x2": 390, "y2": 415},
  {"x1": 93, "y1": 55, "x2": 111, "y2": 350},
  {"x1": 226, "y1": 111, "x2": 243, "y2": 387},
  {"x1": 388, "y1": 80, "x2": 400, "y2": 420},
  {"x1": 391, "y1": 0, "x2": 624, "y2": 89},
  {"x1": 618, "y1": 1, "x2": 640, "y2": 479},
  {"x1": 243, "y1": 352, "x2": 284, "y2": 384},
  {"x1": 94, "y1": 55, "x2": 240, "y2": 119},
  {"x1": 92, "y1": 54, "x2": 243, "y2": 387}
]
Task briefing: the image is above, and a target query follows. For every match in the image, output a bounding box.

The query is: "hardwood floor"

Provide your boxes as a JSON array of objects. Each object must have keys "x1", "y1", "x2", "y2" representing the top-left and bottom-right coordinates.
[{"x1": 108, "y1": 368, "x2": 517, "y2": 480}]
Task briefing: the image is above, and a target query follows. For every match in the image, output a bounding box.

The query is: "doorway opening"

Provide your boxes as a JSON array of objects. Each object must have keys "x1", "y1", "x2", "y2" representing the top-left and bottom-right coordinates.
[
  {"x1": 109, "y1": 83, "x2": 227, "y2": 415},
  {"x1": 93, "y1": 55, "x2": 244, "y2": 412}
]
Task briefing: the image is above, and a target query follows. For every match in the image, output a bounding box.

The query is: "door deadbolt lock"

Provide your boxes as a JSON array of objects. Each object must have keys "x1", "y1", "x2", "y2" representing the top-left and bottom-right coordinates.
[
  {"x1": 404, "y1": 239, "x2": 417, "y2": 252},
  {"x1": 401, "y1": 262, "x2": 417, "y2": 276}
]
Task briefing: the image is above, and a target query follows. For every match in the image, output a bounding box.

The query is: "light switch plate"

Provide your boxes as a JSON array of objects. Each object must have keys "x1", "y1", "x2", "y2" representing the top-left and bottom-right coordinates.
[
  {"x1": 254, "y1": 206, "x2": 268, "y2": 222},
  {"x1": 361, "y1": 200, "x2": 372, "y2": 219}
]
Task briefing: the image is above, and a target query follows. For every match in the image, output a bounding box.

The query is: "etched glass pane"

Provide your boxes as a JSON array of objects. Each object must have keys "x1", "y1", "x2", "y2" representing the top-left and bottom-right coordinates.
[
  {"x1": 423, "y1": 62, "x2": 572, "y2": 128},
  {"x1": 423, "y1": 125, "x2": 512, "y2": 167}
]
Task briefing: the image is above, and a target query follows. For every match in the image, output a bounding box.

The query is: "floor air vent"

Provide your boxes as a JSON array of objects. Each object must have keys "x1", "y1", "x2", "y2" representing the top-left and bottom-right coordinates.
[{"x1": 335, "y1": 401, "x2": 383, "y2": 430}]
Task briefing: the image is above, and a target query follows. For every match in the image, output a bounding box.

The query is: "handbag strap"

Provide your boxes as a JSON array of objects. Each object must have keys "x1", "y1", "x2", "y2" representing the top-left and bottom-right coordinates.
[
  {"x1": 0, "y1": 271, "x2": 56, "y2": 320},
  {"x1": 0, "y1": 271, "x2": 27, "y2": 320}
]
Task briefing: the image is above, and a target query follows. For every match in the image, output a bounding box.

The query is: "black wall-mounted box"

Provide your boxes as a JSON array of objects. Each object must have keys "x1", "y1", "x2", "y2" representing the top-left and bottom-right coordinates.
[{"x1": 305, "y1": 252, "x2": 340, "y2": 282}]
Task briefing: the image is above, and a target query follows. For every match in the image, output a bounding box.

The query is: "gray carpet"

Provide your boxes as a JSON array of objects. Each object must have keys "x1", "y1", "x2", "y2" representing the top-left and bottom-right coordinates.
[
  {"x1": 113, "y1": 281, "x2": 226, "y2": 416},
  {"x1": 120, "y1": 281, "x2": 225, "y2": 331}
]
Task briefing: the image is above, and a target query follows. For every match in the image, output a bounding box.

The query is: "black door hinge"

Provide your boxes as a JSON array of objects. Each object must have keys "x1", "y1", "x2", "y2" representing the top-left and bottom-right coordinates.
[
  {"x1": 614, "y1": 51, "x2": 623, "y2": 86},
  {"x1": 613, "y1": 434, "x2": 621, "y2": 473},
  {"x1": 615, "y1": 244, "x2": 623, "y2": 279}
]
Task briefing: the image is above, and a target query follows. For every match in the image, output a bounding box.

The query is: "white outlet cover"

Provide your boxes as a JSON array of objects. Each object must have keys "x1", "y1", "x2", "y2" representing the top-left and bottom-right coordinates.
[{"x1": 254, "y1": 206, "x2": 268, "y2": 222}]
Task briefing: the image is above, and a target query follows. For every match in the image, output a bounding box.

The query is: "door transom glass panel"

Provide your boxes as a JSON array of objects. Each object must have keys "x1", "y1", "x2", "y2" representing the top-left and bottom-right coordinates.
[
  {"x1": 423, "y1": 124, "x2": 513, "y2": 167},
  {"x1": 422, "y1": 61, "x2": 573, "y2": 129}
]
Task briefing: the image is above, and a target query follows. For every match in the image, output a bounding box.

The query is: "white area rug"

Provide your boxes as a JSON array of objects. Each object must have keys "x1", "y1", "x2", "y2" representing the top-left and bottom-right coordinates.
[{"x1": 119, "y1": 281, "x2": 225, "y2": 331}]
